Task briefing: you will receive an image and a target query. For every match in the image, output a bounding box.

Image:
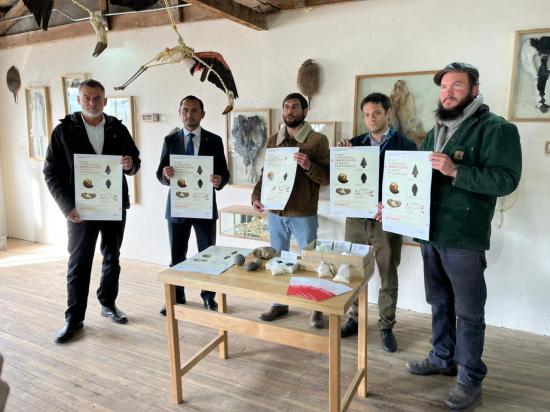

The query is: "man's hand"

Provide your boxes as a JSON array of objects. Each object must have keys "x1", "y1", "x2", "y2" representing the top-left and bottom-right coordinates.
[
  {"x1": 337, "y1": 138, "x2": 352, "y2": 147},
  {"x1": 121, "y1": 156, "x2": 133, "y2": 171},
  {"x1": 163, "y1": 166, "x2": 174, "y2": 180},
  {"x1": 293, "y1": 152, "x2": 311, "y2": 171},
  {"x1": 430, "y1": 153, "x2": 458, "y2": 178},
  {"x1": 66, "y1": 208, "x2": 81, "y2": 223},
  {"x1": 210, "y1": 174, "x2": 222, "y2": 189},
  {"x1": 373, "y1": 202, "x2": 383, "y2": 222},
  {"x1": 252, "y1": 199, "x2": 265, "y2": 212}
]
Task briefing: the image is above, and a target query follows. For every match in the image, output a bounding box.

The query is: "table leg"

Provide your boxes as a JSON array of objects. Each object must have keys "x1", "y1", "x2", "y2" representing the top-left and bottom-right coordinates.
[
  {"x1": 358, "y1": 284, "x2": 368, "y2": 397},
  {"x1": 165, "y1": 284, "x2": 182, "y2": 404},
  {"x1": 218, "y1": 293, "x2": 228, "y2": 359},
  {"x1": 329, "y1": 314, "x2": 341, "y2": 412}
]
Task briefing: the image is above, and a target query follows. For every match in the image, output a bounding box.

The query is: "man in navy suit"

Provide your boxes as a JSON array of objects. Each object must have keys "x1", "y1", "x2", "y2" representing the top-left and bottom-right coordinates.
[{"x1": 157, "y1": 95, "x2": 230, "y2": 315}]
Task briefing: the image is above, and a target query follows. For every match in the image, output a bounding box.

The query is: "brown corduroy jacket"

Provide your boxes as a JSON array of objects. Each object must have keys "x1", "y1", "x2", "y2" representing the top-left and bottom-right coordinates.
[{"x1": 251, "y1": 122, "x2": 329, "y2": 216}]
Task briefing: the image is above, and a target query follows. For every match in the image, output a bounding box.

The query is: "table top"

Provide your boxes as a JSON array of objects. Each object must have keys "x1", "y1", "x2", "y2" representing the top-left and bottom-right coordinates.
[{"x1": 157, "y1": 260, "x2": 371, "y2": 316}]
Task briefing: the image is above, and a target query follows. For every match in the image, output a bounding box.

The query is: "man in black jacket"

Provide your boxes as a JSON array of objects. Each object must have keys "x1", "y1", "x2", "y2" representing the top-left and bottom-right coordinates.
[
  {"x1": 156, "y1": 95, "x2": 230, "y2": 315},
  {"x1": 337, "y1": 93, "x2": 416, "y2": 352},
  {"x1": 44, "y1": 79, "x2": 141, "y2": 344}
]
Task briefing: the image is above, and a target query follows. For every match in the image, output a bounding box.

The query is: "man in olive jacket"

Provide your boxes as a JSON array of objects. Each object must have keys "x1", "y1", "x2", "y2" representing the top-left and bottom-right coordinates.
[{"x1": 406, "y1": 63, "x2": 522, "y2": 410}]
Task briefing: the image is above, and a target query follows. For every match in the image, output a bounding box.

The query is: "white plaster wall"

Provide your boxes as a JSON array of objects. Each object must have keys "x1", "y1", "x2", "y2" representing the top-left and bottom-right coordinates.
[
  {"x1": 0, "y1": 154, "x2": 7, "y2": 248},
  {"x1": 0, "y1": 0, "x2": 549, "y2": 335}
]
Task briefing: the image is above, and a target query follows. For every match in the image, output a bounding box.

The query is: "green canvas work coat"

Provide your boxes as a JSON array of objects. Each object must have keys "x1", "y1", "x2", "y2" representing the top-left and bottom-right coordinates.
[{"x1": 421, "y1": 104, "x2": 522, "y2": 250}]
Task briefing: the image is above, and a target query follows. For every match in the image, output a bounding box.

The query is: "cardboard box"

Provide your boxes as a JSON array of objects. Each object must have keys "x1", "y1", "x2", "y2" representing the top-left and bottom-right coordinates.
[{"x1": 300, "y1": 240, "x2": 372, "y2": 278}]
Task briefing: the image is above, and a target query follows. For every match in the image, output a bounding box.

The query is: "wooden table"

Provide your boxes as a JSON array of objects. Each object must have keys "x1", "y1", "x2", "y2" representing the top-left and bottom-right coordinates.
[{"x1": 157, "y1": 258, "x2": 374, "y2": 412}]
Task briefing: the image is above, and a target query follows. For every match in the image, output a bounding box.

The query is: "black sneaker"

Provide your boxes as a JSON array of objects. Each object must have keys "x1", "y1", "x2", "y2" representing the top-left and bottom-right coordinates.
[
  {"x1": 445, "y1": 382, "x2": 482, "y2": 409},
  {"x1": 100, "y1": 305, "x2": 128, "y2": 324},
  {"x1": 340, "y1": 318, "x2": 358, "y2": 338},
  {"x1": 406, "y1": 357, "x2": 458, "y2": 376}
]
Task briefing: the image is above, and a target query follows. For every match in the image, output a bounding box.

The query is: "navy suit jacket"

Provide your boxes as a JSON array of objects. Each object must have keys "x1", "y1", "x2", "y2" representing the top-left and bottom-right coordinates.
[{"x1": 156, "y1": 128, "x2": 230, "y2": 224}]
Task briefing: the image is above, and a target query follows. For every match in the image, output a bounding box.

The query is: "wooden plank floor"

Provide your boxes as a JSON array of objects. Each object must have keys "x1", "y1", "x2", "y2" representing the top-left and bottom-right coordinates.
[{"x1": 1, "y1": 239, "x2": 549, "y2": 411}]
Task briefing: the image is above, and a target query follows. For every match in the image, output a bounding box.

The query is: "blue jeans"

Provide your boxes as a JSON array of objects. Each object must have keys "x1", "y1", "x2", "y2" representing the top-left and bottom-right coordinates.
[
  {"x1": 268, "y1": 213, "x2": 318, "y2": 252},
  {"x1": 421, "y1": 244, "x2": 488, "y2": 387},
  {"x1": 268, "y1": 213, "x2": 318, "y2": 309}
]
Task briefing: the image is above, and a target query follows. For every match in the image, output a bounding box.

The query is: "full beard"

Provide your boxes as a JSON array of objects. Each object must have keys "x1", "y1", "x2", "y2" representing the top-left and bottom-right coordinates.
[
  {"x1": 284, "y1": 114, "x2": 305, "y2": 128},
  {"x1": 436, "y1": 91, "x2": 475, "y2": 121}
]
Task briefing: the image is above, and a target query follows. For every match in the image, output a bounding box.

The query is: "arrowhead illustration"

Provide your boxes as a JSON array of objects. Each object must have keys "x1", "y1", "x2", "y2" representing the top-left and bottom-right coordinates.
[
  {"x1": 360, "y1": 157, "x2": 367, "y2": 168},
  {"x1": 105, "y1": 165, "x2": 111, "y2": 175},
  {"x1": 197, "y1": 165, "x2": 203, "y2": 175},
  {"x1": 412, "y1": 165, "x2": 419, "y2": 178}
]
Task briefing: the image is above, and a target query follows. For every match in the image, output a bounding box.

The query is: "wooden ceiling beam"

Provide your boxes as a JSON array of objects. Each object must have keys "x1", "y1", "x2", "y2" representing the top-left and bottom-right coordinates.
[
  {"x1": 188, "y1": 0, "x2": 267, "y2": 31},
  {"x1": 0, "y1": 0, "x2": 26, "y2": 36},
  {"x1": 0, "y1": 0, "x2": 18, "y2": 7},
  {"x1": 0, "y1": 6, "x2": 217, "y2": 50}
]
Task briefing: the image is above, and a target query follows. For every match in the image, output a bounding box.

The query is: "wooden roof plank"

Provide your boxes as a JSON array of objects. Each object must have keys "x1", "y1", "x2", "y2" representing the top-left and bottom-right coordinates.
[{"x1": 189, "y1": 0, "x2": 267, "y2": 31}]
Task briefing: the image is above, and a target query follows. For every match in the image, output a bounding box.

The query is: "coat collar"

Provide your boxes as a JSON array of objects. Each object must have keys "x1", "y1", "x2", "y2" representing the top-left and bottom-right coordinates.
[{"x1": 276, "y1": 121, "x2": 313, "y2": 146}]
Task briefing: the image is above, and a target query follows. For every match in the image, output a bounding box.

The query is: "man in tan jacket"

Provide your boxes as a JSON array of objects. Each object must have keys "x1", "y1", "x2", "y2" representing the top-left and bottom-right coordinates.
[{"x1": 252, "y1": 93, "x2": 329, "y2": 328}]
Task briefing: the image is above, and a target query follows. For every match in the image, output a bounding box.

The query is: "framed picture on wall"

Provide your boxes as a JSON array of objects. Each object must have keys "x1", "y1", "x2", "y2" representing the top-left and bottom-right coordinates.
[
  {"x1": 278, "y1": 121, "x2": 338, "y2": 146},
  {"x1": 62, "y1": 73, "x2": 89, "y2": 115},
  {"x1": 105, "y1": 96, "x2": 140, "y2": 204},
  {"x1": 508, "y1": 28, "x2": 550, "y2": 121},
  {"x1": 25, "y1": 86, "x2": 52, "y2": 160},
  {"x1": 354, "y1": 71, "x2": 438, "y2": 145},
  {"x1": 225, "y1": 108, "x2": 271, "y2": 187}
]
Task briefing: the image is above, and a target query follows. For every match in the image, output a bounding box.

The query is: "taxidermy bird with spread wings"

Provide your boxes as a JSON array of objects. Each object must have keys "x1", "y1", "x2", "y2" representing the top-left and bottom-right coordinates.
[
  {"x1": 114, "y1": 0, "x2": 239, "y2": 114},
  {"x1": 23, "y1": 0, "x2": 108, "y2": 56}
]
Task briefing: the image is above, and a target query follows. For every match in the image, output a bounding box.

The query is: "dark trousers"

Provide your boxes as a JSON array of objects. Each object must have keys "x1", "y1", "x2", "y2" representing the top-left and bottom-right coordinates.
[
  {"x1": 65, "y1": 212, "x2": 126, "y2": 324},
  {"x1": 168, "y1": 218, "x2": 217, "y2": 302},
  {"x1": 345, "y1": 218, "x2": 403, "y2": 329},
  {"x1": 421, "y1": 244, "x2": 488, "y2": 387}
]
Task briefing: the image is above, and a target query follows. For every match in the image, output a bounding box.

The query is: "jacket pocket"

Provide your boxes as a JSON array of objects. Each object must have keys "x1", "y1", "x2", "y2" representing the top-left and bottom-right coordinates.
[{"x1": 435, "y1": 202, "x2": 471, "y2": 238}]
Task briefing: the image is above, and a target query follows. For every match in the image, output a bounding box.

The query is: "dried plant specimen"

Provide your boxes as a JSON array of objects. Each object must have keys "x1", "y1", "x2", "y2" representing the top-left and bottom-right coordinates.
[{"x1": 231, "y1": 114, "x2": 267, "y2": 183}]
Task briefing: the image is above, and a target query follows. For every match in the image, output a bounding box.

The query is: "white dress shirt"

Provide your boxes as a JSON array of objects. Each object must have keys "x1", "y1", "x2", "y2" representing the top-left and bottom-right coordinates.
[
  {"x1": 183, "y1": 126, "x2": 202, "y2": 155},
  {"x1": 82, "y1": 114, "x2": 106, "y2": 155}
]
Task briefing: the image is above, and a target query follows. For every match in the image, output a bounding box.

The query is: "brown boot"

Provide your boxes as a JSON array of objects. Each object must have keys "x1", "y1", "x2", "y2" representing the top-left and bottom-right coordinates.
[
  {"x1": 309, "y1": 311, "x2": 323, "y2": 329},
  {"x1": 259, "y1": 304, "x2": 289, "y2": 321}
]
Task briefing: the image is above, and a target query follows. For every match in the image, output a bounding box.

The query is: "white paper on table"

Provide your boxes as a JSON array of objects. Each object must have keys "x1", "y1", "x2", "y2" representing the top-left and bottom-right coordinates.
[
  {"x1": 330, "y1": 146, "x2": 380, "y2": 218},
  {"x1": 170, "y1": 155, "x2": 213, "y2": 219},
  {"x1": 74, "y1": 154, "x2": 122, "y2": 221},
  {"x1": 260, "y1": 147, "x2": 299, "y2": 210},
  {"x1": 351, "y1": 243, "x2": 370, "y2": 256},
  {"x1": 382, "y1": 150, "x2": 432, "y2": 240},
  {"x1": 333, "y1": 240, "x2": 352, "y2": 253},
  {"x1": 172, "y1": 246, "x2": 252, "y2": 275}
]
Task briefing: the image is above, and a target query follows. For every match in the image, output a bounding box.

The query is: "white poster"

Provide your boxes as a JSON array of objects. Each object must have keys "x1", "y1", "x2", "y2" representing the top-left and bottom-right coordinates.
[
  {"x1": 170, "y1": 155, "x2": 214, "y2": 219},
  {"x1": 260, "y1": 147, "x2": 299, "y2": 210},
  {"x1": 330, "y1": 146, "x2": 379, "y2": 218},
  {"x1": 74, "y1": 154, "x2": 123, "y2": 221},
  {"x1": 172, "y1": 246, "x2": 252, "y2": 275},
  {"x1": 382, "y1": 150, "x2": 432, "y2": 240}
]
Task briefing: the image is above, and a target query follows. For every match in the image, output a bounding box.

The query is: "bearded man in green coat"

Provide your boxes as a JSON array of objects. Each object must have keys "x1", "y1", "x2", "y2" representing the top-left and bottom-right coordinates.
[{"x1": 406, "y1": 63, "x2": 522, "y2": 410}]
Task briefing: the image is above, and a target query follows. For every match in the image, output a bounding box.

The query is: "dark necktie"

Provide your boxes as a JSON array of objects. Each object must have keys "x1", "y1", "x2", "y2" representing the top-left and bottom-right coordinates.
[{"x1": 186, "y1": 133, "x2": 195, "y2": 155}]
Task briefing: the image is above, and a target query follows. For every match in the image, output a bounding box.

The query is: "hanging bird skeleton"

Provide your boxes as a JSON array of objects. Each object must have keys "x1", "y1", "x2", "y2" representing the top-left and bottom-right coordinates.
[
  {"x1": 114, "y1": 0, "x2": 239, "y2": 114},
  {"x1": 22, "y1": 0, "x2": 107, "y2": 57}
]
